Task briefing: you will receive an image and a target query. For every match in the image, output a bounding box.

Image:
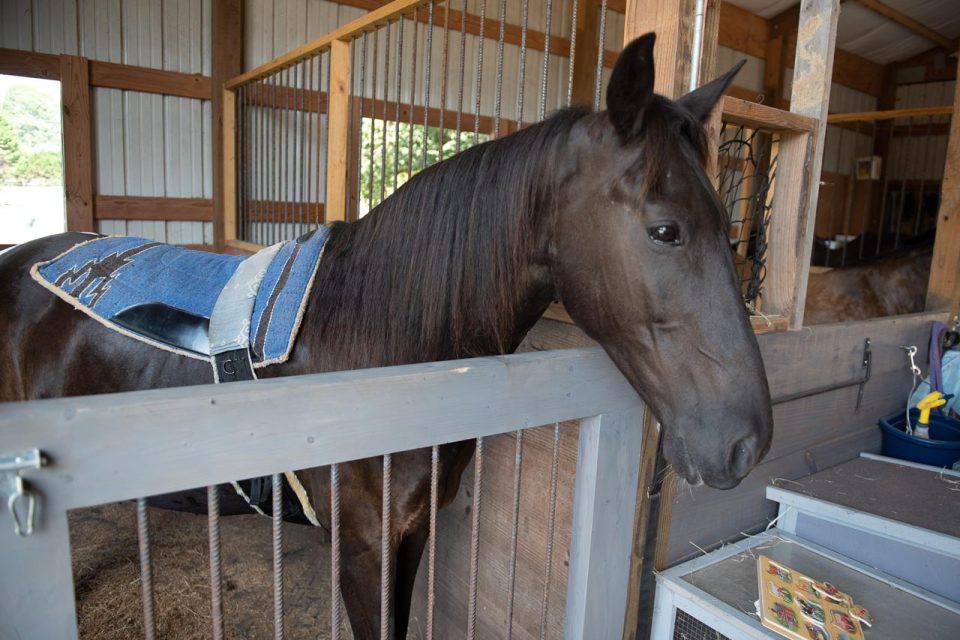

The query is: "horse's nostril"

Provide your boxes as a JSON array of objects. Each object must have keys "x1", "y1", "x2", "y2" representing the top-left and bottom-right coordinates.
[{"x1": 730, "y1": 440, "x2": 755, "y2": 478}]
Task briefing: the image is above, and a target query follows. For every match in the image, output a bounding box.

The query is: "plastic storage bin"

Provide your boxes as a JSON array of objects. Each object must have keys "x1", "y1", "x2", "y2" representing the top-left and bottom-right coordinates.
[{"x1": 878, "y1": 409, "x2": 960, "y2": 468}]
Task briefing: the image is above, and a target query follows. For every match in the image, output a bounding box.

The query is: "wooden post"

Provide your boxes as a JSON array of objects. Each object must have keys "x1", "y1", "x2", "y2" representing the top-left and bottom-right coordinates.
[
  {"x1": 60, "y1": 55, "x2": 94, "y2": 233},
  {"x1": 623, "y1": 0, "x2": 696, "y2": 99},
  {"x1": 325, "y1": 39, "x2": 351, "y2": 223},
  {"x1": 926, "y1": 62, "x2": 960, "y2": 315},
  {"x1": 765, "y1": 0, "x2": 840, "y2": 328},
  {"x1": 620, "y1": 2, "x2": 721, "y2": 637},
  {"x1": 212, "y1": 0, "x2": 244, "y2": 250},
  {"x1": 222, "y1": 88, "x2": 237, "y2": 243}
]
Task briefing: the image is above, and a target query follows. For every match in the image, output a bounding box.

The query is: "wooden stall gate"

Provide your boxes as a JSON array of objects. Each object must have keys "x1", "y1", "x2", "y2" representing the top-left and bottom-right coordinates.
[{"x1": 0, "y1": 348, "x2": 648, "y2": 639}]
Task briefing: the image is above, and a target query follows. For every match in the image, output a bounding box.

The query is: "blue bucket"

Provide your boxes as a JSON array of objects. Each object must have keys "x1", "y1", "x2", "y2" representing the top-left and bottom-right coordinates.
[{"x1": 879, "y1": 409, "x2": 960, "y2": 468}]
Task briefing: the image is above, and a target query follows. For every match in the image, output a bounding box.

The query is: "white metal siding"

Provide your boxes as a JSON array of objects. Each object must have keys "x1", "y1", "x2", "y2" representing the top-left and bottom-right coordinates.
[{"x1": 2, "y1": 0, "x2": 213, "y2": 243}]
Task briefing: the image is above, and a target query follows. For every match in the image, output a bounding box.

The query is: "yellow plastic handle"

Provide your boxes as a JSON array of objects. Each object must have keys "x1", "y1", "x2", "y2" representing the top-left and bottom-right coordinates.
[{"x1": 917, "y1": 391, "x2": 947, "y2": 425}]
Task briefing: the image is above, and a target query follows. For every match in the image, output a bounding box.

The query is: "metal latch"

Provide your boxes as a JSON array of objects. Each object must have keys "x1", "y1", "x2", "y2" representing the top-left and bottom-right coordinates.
[{"x1": 1, "y1": 449, "x2": 44, "y2": 537}]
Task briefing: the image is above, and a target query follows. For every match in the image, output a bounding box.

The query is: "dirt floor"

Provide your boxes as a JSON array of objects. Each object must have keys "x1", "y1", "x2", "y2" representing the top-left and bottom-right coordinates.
[{"x1": 69, "y1": 503, "x2": 355, "y2": 639}]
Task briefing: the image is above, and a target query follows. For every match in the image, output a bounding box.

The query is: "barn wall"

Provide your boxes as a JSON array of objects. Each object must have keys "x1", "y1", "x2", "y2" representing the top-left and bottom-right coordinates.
[{"x1": 1, "y1": 0, "x2": 214, "y2": 244}]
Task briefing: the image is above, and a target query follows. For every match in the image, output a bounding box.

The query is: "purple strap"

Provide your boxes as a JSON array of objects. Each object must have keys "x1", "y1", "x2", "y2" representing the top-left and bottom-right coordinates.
[{"x1": 930, "y1": 321, "x2": 946, "y2": 393}]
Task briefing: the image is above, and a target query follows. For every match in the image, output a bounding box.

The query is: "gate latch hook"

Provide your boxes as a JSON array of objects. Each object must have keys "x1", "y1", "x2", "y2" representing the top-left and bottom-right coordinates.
[{"x1": 1, "y1": 449, "x2": 44, "y2": 537}]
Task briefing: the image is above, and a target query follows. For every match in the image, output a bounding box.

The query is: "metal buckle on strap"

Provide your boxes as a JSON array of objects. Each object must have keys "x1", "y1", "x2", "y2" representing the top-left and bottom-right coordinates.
[{"x1": 1, "y1": 449, "x2": 44, "y2": 537}]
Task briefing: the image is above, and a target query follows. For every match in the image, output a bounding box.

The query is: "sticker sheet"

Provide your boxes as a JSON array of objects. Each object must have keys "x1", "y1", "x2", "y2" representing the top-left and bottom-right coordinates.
[{"x1": 757, "y1": 555, "x2": 871, "y2": 640}]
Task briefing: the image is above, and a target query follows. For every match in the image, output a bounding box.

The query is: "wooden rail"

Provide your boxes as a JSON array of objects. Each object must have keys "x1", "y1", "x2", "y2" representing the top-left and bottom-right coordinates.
[{"x1": 827, "y1": 105, "x2": 954, "y2": 123}]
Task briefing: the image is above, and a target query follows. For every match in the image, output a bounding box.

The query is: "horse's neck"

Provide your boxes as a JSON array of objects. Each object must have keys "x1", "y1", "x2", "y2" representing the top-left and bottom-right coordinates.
[{"x1": 295, "y1": 151, "x2": 560, "y2": 371}]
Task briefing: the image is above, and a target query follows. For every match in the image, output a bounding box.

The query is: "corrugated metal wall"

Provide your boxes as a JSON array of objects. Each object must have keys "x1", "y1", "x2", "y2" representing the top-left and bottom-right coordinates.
[{"x1": 1, "y1": 0, "x2": 213, "y2": 244}]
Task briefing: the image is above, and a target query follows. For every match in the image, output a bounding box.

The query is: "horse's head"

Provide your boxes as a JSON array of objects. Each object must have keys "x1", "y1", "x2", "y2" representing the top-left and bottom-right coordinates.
[{"x1": 552, "y1": 34, "x2": 773, "y2": 489}]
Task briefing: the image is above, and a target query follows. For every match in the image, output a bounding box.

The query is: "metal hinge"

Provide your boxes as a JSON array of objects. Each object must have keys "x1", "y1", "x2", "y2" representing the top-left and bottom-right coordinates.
[{"x1": 1, "y1": 449, "x2": 44, "y2": 537}]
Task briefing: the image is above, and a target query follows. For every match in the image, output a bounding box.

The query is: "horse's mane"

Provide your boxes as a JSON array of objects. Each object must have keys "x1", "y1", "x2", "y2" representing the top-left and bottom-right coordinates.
[{"x1": 308, "y1": 107, "x2": 590, "y2": 366}]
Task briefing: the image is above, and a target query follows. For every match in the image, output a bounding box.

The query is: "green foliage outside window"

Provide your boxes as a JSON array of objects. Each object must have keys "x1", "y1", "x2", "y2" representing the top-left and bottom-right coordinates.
[{"x1": 358, "y1": 117, "x2": 488, "y2": 213}]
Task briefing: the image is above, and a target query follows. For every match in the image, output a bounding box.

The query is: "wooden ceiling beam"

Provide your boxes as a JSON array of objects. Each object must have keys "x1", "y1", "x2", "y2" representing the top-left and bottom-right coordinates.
[{"x1": 850, "y1": 0, "x2": 957, "y2": 53}]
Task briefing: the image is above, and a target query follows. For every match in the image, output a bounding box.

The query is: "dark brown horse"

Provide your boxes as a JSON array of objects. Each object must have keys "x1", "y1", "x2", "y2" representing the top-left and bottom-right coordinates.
[{"x1": 0, "y1": 35, "x2": 772, "y2": 638}]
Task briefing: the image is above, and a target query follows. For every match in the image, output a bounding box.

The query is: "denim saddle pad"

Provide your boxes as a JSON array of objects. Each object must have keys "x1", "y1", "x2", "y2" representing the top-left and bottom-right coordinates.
[{"x1": 31, "y1": 228, "x2": 330, "y2": 366}]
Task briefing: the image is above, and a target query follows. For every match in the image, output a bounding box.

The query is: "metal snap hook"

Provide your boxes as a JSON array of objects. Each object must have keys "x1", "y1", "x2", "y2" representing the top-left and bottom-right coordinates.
[{"x1": 7, "y1": 475, "x2": 36, "y2": 537}]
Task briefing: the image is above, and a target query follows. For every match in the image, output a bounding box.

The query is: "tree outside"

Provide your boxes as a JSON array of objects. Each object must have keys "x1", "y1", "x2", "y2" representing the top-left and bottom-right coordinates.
[
  {"x1": 358, "y1": 117, "x2": 488, "y2": 215},
  {"x1": 0, "y1": 75, "x2": 65, "y2": 244}
]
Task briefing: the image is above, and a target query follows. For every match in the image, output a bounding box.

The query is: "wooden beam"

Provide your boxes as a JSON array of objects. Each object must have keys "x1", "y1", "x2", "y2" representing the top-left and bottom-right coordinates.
[
  {"x1": 60, "y1": 55, "x2": 94, "y2": 233},
  {"x1": 331, "y1": 0, "x2": 620, "y2": 73},
  {"x1": 718, "y1": 2, "x2": 768, "y2": 60},
  {"x1": 768, "y1": 0, "x2": 841, "y2": 329},
  {"x1": 213, "y1": 0, "x2": 243, "y2": 249},
  {"x1": 325, "y1": 39, "x2": 351, "y2": 223},
  {"x1": 926, "y1": 61, "x2": 960, "y2": 314},
  {"x1": 851, "y1": 0, "x2": 957, "y2": 52},
  {"x1": 89, "y1": 61, "x2": 210, "y2": 99},
  {"x1": 722, "y1": 95, "x2": 816, "y2": 132},
  {"x1": 0, "y1": 47, "x2": 60, "y2": 80},
  {"x1": 94, "y1": 196, "x2": 214, "y2": 221},
  {"x1": 827, "y1": 105, "x2": 953, "y2": 122}
]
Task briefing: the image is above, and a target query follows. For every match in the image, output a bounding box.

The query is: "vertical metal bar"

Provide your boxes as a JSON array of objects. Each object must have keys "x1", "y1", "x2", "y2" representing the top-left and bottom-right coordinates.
[
  {"x1": 285, "y1": 66, "x2": 293, "y2": 240},
  {"x1": 408, "y1": 11, "x2": 419, "y2": 176},
  {"x1": 346, "y1": 44, "x2": 355, "y2": 223},
  {"x1": 914, "y1": 116, "x2": 932, "y2": 237},
  {"x1": 859, "y1": 121, "x2": 875, "y2": 261},
  {"x1": 381, "y1": 22, "x2": 391, "y2": 202},
  {"x1": 515, "y1": 0, "x2": 530, "y2": 129},
  {"x1": 136, "y1": 497, "x2": 157, "y2": 640},
  {"x1": 331, "y1": 464, "x2": 343, "y2": 640},
  {"x1": 504, "y1": 430, "x2": 524, "y2": 640},
  {"x1": 593, "y1": 0, "x2": 608, "y2": 111},
  {"x1": 273, "y1": 72, "x2": 280, "y2": 245},
  {"x1": 472, "y1": 0, "x2": 485, "y2": 144},
  {"x1": 493, "y1": 0, "x2": 507, "y2": 138},
  {"x1": 394, "y1": 18, "x2": 404, "y2": 193},
  {"x1": 238, "y1": 83, "x2": 245, "y2": 243},
  {"x1": 253, "y1": 79, "x2": 270, "y2": 244},
  {"x1": 466, "y1": 437, "x2": 484, "y2": 640},
  {"x1": 894, "y1": 118, "x2": 914, "y2": 250},
  {"x1": 426, "y1": 445, "x2": 439, "y2": 640},
  {"x1": 380, "y1": 454, "x2": 393, "y2": 640},
  {"x1": 826, "y1": 126, "x2": 844, "y2": 267},
  {"x1": 299, "y1": 60, "x2": 307, "y2": 233},
  {"x1": 538, "y1": 423, "x2": 561, "y2": 639},
  {"x1": 455, "y1": 0, "x2": 467, "y2": 152},
  {"x1": 422, "y1": 2, "x2": 435, "y2": 166},
  {"x1": 876, "y1": 121, "x2": 895, "y2": 256},
  {"x1": 208, "y1": 486, "x2": 225, "y2": 640},
  {"x1": 369, "y1": 29, "x2": 379, "y2": 210},
  {"x1": 357, "y1": 33, "x2": 368, "y2": 217},
  {"x1": 841, "y1": 122, "x2": 858, "y2": 265},
  {"x1": 564, "y1": 0, "x2": 576, "y2": 109},
  {"x1": 438, "y1": 0, "x2": 451, "y2": 158},
  {"x1": 304, "y1": 56, "x2": 314, "y2": 231},
  {"x1": 272, "y1": 472, "x2": 284, "y2": 640}
]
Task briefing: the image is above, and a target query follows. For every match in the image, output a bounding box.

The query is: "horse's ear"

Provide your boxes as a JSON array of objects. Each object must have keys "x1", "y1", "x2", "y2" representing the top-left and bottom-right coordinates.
[
  {"x1": 677, "y1": 59, "x2": 746, "y2": 123},
  {"x1": 606, "y1": 33, "x2": 656, "y2": 141}
]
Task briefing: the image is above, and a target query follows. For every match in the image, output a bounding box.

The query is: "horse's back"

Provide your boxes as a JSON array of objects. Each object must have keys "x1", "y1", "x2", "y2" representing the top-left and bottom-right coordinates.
[{"x1": 0, "y1": 232, "x2": 212, "y2": 401}]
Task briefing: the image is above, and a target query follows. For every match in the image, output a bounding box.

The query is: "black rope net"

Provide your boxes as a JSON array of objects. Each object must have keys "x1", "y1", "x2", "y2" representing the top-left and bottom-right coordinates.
[{"x1": 716, "y1": 123, "x2": 779, "y2": 310}]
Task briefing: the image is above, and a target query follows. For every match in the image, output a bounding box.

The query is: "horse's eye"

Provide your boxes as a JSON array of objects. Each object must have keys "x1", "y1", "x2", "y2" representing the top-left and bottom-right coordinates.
[{"x1": 648, "y1": 224, "x2": 681, "y2": 246}]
